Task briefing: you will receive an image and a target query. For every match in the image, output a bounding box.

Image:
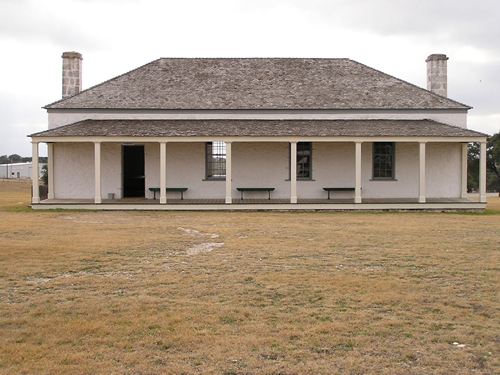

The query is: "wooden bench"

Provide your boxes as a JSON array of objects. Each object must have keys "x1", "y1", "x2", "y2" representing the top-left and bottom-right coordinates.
[
  {"x1": 149, "y1": 187, "x2": 188, "y2": 200},
  {"x1": 236, "y1": 187, "x2": 275, "y2": 200},
  {"x1": 323, "y1": 187, "x2": 356, "y2": 200}
]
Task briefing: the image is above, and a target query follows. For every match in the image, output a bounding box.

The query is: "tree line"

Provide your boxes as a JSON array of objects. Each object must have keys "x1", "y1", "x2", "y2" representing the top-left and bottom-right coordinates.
[{"x1": 0, "y1": 154, "x2": 48, "y2": 164}]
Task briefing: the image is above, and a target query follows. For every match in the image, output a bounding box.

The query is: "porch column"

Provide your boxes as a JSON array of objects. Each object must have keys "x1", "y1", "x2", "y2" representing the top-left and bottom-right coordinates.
[
  {"x1": 354, "y1": 141, "x2": 362, "y2": 203},
  {"x1": 225, "y1": 141, "x2": 232, "y2": 204},
  {"x1": 47, "y1": 143, "x2": 55, "y2": 199},
  {"x1": 461, "y1": 143, "x2": 468, "y2": 199},
  {"x1": 31, "y1": 141, "x2": 40, "y2": 204},
  {"x1": 290, "y1": 141, "x2": 297, "y2": 204},
  {"x1": 479, "y1": 141, "x2": 487, "y2": 203},
  {"x1": 418, "y1": 142, "x2": 426, "y2": 203},
  {"x1": 94, "y1": 142, "x2": 101, "y2": 204},
  {"x1": 160, "y1": 142, "x2": 167, "y2": 204}
]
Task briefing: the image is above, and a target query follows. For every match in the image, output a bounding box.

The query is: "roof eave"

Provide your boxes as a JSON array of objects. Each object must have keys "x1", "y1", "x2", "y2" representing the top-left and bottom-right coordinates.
[{"x1": 44, "y1": 105, "x2": 472, "y2": 111}]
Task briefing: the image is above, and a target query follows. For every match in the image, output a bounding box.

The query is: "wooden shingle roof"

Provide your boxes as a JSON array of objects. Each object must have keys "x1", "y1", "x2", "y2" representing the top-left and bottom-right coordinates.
[
  {"x1": 30, "y1": 119, "x2": 486, "y2": 138},
  {"x1": 45, "y1": 58, "x2": 470, "y2": 110}
]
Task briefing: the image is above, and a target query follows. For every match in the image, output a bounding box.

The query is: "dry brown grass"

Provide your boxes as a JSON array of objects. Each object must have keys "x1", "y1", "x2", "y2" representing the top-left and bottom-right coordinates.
[{"x1": 0, "y1": 179, "x2": 499, "y2": 374}]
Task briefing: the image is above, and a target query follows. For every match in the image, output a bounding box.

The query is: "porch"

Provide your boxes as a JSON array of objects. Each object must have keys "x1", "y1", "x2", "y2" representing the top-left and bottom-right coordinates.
[
  {"x1": 29, "y1": 119, "x2": 488, "y2": 210},
  {"x1": 34, "y1": 197, "x2": 484, "y2": 211}
]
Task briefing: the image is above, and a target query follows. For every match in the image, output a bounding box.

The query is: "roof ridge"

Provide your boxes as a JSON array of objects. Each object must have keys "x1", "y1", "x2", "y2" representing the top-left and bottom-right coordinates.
[
  {"x1": 157, "y1": 57, "x2": 351, "y2": 60},
  {"x1": 43, "y1": 58, "x2": 163, "y2": 109},
  {"x1": 347, "y1": 59, "x2": 472, "y2": 110}
]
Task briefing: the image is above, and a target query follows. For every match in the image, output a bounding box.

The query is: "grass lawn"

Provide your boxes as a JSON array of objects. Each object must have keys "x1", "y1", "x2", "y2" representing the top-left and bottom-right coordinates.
[{"x1": 0, "y1": 179, "x2": 499, "y2": 374}]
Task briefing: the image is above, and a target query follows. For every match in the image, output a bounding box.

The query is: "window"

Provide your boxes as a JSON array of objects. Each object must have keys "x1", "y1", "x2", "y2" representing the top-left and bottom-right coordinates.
[
  {"x1": 297, "y1": 142, "x2": 312, "y2": 179},
  {"x1": 290, "y1": 142, "x2": 312, "y2": 179},
  {"x1": 205, "y1": 141, "x2": 226, "y2": 179},
  {"x1": 373, "y1": 142, "x2": 395, "y2": 179}
]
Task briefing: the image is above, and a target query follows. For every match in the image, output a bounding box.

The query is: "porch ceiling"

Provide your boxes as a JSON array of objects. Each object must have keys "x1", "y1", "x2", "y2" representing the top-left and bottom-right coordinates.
[{"x1": 30, "y1": 119, "x2": 486, "y2": 139}]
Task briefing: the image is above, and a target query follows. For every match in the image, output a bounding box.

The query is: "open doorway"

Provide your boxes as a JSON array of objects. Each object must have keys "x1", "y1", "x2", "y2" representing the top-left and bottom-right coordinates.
[{"x1": 122, "y1": 145, "x2": 145, "y2": 197}]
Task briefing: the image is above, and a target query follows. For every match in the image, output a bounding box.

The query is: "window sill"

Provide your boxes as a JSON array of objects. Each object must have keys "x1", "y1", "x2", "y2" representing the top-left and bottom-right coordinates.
[
  {"x1": 203, "y1": 178, "x2": 226, "y2": 181},
  {"x1": 285, "y1": 179, "x2": 316, "y2": 182},
  {"x1": 370, "y1": 178, "x2": 398, "y2": 181}
]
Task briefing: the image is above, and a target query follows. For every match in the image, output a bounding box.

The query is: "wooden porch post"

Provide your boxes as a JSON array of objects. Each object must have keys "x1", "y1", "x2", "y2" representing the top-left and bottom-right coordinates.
[
  {"x1": 160, "y1": 142, "x2": 167, "y2": 204},
  {"x1": 47, "y1": 143, "x2": 55, "y2": 199},
  {"x1": 290, "y1": 141, "x2": 297, "y2": 204},
  {"x1": 31, "y1": 142, "x2": 40, "y2": 204},
  {"x1": 461, "y1": 143, "x2": 468, "y2": 199},
  {"x1": 225, "y1": 142, "x2": 232, "y2": 204},
  {"x1": 479, "y1": 141, "x2": 487, "y2": 203},
  {"x1": 418, "y1": 142, "x2": 426, "y2": 203},
  {"x1": 94, "y1": 142, "x2": 101, "y2": 204},
  {"x1": 354, "y1": 142, "x2": 362, "y2": 203}
]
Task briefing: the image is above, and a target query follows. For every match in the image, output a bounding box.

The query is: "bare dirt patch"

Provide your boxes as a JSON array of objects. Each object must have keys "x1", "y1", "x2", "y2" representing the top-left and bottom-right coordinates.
[{"x1": 186, "y1": 242, "x2": 225, "y2": 255}]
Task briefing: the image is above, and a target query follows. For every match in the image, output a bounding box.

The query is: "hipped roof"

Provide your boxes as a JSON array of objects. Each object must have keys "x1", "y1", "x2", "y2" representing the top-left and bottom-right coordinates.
[{"x1": 45, "y1": 58, "x2": 470, "y2": 110}]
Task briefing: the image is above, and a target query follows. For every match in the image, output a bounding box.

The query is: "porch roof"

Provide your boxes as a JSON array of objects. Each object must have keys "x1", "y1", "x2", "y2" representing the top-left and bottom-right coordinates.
[{"x1": 30, "y1": 119, "x2": 487, "y2": 139}]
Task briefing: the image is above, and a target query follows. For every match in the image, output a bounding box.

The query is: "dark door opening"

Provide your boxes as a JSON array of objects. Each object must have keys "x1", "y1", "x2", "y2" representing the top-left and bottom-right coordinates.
[{"x1": 123, "y1": 145, "x2": 145, "y2": 197}]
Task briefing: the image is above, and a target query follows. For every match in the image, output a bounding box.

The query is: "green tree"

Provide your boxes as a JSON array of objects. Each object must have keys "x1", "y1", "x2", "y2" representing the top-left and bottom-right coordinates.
[
  {"x1": 468, "y1": 131, "x2": 500, "y2": 192},
  {"x1": 7, "y1": 154, "x2": 22, "y2": 163},
  {"x1": 487, "y1": 132, "x2": 500, "y2": 192}
]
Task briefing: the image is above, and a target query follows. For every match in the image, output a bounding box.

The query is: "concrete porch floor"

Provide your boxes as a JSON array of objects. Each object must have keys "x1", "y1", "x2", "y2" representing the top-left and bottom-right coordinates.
[
  {"x1": 34, "y1": 197, "x2": 485, "y2": 210},
  {"x1": 38, "y1": 197, "x2": 475, "y2": 204}
]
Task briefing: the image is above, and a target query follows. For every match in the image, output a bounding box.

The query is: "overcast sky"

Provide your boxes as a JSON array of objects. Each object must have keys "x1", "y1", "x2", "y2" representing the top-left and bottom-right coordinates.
[{"x1": 1, "y1": 0, "x2": 499, "y2": 156}]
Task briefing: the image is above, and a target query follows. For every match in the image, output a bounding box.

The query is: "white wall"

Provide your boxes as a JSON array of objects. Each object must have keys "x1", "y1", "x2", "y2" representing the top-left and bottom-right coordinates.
[
  {"x1": 47, "y1": 108, "x2": 468, "y2": 129},
  {"x1": 359, "y1": 142, "x2": 462, "y2": 198},
  {"x1": 426, "y1": 143, "x2": 461, "y2": 198},
  {"x1": 53, "y1": 143, "x2": 121, "y2": 199},
  {"x1": 361, "y1": 142, "x2": 419, "y2": 198},
  {"x1": 232, "y1": 142, "x2": 290, "y2": 199},
  {"x1": 145, "y1": 142, "x2": 226, "y2": 199},
  {"x1": 299, "y1": 142, "x2": 355, "y2": 199},
  {"x1": 53, "y1": 143, "x2": 94, "y2": 199},
  {"x1": 145, "y1": 143, "x2": 159, "y2": 198},
  {"x1": 101, "y1": 143, "x2": 122, "y2": 199},
  {"x1": 52, "y1": 141, "x2": 463, "y2": 200}
]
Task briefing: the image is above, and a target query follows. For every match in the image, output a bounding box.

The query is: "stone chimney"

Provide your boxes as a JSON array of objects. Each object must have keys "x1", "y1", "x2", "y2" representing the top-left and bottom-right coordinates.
[
  {"x1": 62, "y1": 51, "x2": 82, "y2": 98},
  {"x1": 426, "y1": 54, "x2": 448, "y2": 97}
]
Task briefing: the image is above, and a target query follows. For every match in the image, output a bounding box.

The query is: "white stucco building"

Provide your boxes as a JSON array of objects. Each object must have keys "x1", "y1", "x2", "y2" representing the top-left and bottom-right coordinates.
[
  {"x1": 29, "y1": 52, "x2": 488, "y2": 210},
  {"x1": 0, "y1": 162, "x2": 46, "y2": 180}
]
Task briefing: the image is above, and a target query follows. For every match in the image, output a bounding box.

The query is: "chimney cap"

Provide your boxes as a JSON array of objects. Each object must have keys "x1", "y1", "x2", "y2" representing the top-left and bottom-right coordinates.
[
  {"x1": 426, "y1": 54, "x2": 448, "y2": 62},
  {"x1": 62, "y1": 51, "x2": 82, "y2": 59}
]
